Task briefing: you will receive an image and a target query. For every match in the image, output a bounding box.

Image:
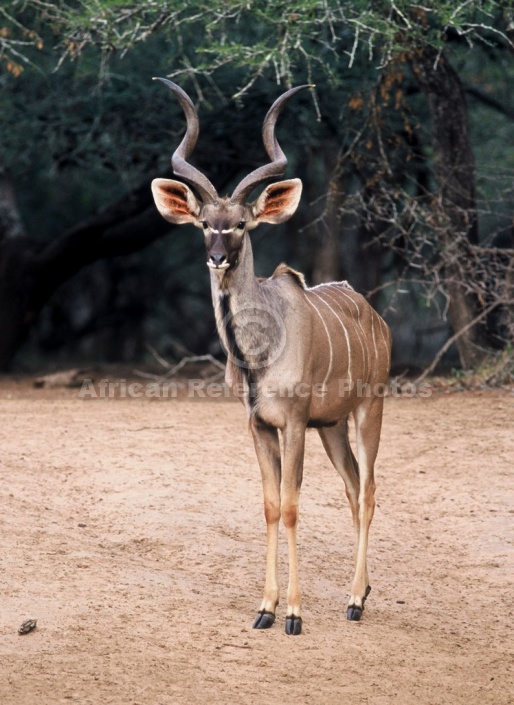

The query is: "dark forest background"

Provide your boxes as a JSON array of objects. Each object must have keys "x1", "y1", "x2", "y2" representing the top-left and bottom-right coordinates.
[{"x1": 1, "y1": 1, "x2": 513, "y2": 382}]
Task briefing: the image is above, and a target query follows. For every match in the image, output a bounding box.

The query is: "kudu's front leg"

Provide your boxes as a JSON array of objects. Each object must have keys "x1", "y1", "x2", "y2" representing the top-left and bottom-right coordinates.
[
  {"x1": 280, "y1": 421, "x2": 306, "y2": 635},
  {"x1": 250, "y1": 421, "x2": 281, "y2": 630}
]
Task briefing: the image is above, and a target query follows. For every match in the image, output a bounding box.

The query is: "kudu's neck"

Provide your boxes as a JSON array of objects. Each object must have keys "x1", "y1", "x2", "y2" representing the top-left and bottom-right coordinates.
[
  {"x1": 210, "y1": 234, "x2": 284, "y2": 381},
  {"x1": 210, "y1": 233, "x2": 259, "y2": 307}
]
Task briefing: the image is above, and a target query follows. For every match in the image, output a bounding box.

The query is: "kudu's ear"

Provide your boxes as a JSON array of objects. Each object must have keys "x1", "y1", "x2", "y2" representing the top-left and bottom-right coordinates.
[
  {"x1": 249, "y1": 179, "x2": 302, "y2": 227},
  {"x1": 151, "y1": 178, "x2": 202, "y2": 226}
]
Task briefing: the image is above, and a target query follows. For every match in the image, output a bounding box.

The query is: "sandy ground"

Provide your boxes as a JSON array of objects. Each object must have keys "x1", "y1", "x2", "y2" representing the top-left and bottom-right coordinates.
[{"x1": 0, "y1": 377, "x2": 513, "y2": 705}]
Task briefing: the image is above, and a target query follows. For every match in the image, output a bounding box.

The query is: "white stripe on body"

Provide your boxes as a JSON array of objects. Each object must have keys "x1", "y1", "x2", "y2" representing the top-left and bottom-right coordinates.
[
  {"x1": 370, "y1": 312, "x2": 378, "y2": 361},
  {"x1": 303, "y1": 293, "x2": 334, "y2": 391},
  {"x1": 375, "y1": 311, "x2": 389, "y2": 350},
  {"x1": 321, "y1": 287, "x2": 369, "y2": 382},
  {"x1": 306, "y1": 289, "x2": 353, "y2": 389}
]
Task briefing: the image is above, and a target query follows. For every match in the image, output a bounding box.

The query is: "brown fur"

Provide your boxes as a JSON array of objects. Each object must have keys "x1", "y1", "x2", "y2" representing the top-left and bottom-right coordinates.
[{"x1": 270, "y1": 263, "x2": 307, "y2": 289}]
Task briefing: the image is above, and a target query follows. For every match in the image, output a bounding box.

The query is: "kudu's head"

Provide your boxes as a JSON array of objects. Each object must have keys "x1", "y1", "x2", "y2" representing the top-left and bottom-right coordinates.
[{"x1": 151, "y1": 79, "x2": 308, "y2": 275}]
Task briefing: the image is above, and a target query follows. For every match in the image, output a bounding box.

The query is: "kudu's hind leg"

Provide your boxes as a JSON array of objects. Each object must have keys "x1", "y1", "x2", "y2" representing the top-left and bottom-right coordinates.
[
  {"x1": 318, "y1": 420, "x2": 360, "y2": 537},
  {"x1": 250, "y1": 422, "x2": 281, "y2": 630},
  {"x1": 346, "y1": 399, "x2": 384, "y2": 621},
  {"x1": 318, "y1": 422, "x2": 371, "y2": 615}
]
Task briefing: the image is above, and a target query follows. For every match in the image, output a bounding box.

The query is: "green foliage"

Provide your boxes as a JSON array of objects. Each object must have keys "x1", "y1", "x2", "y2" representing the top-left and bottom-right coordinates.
[{"x1": 3, "y1": 1, "x2": 512, "y2": 91}]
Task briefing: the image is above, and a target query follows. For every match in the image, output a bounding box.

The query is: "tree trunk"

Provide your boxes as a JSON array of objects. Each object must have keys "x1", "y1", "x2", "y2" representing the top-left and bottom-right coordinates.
[
  {"x1": 0, "y1": 172, "x2": 25, "y2": 240},
  {"x1": 0, "y1": 173, "x2": 33, "y2": 369},
  {"x1": 411, "y1": 46, "x2": 489, "y2": 369},
  {"x1": 0, "y1": 239, "x2": 36, "y2": 369},
  {"x1": 311, "y1": 177, "x2": 343, "y2": 285}
]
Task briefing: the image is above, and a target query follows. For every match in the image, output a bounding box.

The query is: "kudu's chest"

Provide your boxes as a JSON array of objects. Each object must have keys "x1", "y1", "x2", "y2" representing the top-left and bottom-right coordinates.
[{"x1": 216, "y1": 290, "x2": 287, "y2": 371}]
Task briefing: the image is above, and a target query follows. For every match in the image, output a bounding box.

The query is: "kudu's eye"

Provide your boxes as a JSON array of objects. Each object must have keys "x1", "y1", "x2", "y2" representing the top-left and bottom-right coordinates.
[
  {"x1": 201, "y1": 221, "x2": 209, "y2": 230},
  {"x1": 237, "y1": 221, "x2": 246, "y2": 230}
]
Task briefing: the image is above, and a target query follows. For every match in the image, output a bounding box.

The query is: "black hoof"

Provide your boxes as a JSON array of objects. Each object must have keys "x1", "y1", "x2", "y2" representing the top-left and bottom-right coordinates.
[
  {"x1": 253, "y1": 610, "x2": 275, "y2": 629},
  {"x1": 347, "y1": 585, "x2": 371, "y2": 621},
  {"x1": 285, "y1": 615, "x2": 302, "y2": 635},
  {"x1": 346, "y1": 605, "x2": 363, "y2": 621}
]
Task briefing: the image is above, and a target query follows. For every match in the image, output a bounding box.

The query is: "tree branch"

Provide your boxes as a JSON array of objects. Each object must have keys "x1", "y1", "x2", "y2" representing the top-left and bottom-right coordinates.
[
  {"x1": 465, "y1": 85, "x2": 514, "y2": 120},
  {"x1": 413, "y1": 300, "x2": 500, "y2": 384},
  {"x1": 24, "y1": 178, "x2": 174, "y2": 317}
]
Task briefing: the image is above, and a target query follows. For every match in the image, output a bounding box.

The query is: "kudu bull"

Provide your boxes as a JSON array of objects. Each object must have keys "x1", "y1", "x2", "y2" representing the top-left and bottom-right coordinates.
[{"x1": 151, "y1": 79, "x2": 392, "y2": 635}]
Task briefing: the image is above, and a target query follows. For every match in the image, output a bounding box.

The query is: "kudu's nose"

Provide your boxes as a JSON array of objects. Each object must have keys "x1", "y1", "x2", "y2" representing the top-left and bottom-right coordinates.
[{"x1": 209, "y1": 253, "x2": 226, "y2": 267}]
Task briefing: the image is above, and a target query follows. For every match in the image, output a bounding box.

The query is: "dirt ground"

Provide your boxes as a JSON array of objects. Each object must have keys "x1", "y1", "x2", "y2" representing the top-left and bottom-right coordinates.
[{"x1": 0, "y1": 376, "x2": 513, "y2": 705}]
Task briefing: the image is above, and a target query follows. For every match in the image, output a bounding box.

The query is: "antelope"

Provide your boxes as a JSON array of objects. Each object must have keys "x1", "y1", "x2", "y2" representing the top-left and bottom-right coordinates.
[{"x1": 151, "y1": 79, "x2": 392, "y2": 635}]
